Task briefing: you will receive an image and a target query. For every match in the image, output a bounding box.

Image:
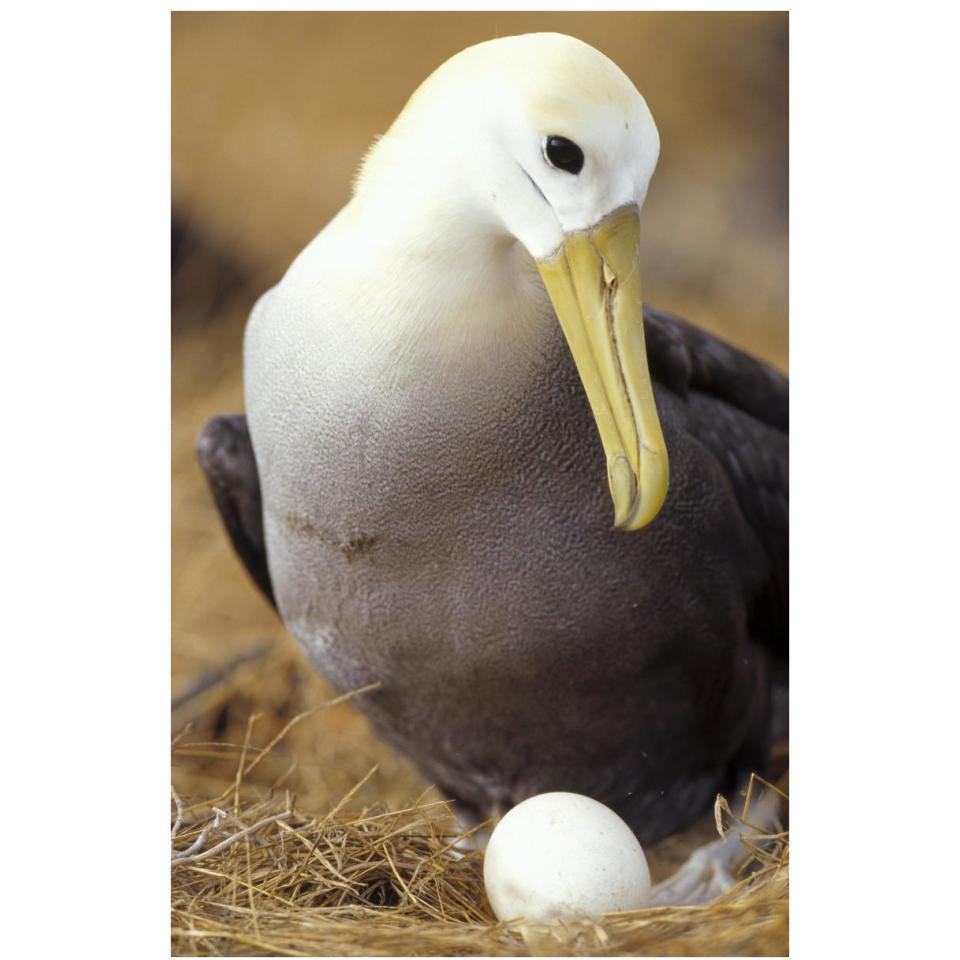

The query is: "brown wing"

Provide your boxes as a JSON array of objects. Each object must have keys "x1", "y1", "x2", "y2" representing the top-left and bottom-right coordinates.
[
  {"x1": 195, "y1": 414, "x2": 277, "y2": 610},
  {"x1": 644, "y1": 304, "x2": 788, "y2": 656}
]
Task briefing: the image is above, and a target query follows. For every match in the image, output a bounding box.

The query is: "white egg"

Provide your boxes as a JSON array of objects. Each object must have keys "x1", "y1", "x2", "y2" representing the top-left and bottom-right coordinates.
[{"x1": 482, "y1": 791, "x2": 651, "y2": 924}]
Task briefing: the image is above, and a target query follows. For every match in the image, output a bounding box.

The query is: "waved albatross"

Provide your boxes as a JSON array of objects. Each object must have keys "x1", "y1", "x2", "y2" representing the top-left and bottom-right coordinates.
[{"x1": 198, "y1": 32, "x2": 788, "y2": 881}]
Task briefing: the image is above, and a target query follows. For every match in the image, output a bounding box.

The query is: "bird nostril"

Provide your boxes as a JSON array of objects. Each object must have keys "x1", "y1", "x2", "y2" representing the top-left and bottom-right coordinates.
[{"x1": 603, "y1": 260, "x2": 616, "y2": 289}]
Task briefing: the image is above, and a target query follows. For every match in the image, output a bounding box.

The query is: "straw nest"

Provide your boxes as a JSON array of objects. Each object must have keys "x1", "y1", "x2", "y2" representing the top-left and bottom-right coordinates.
[{"x1": 172, "y1": 678, "x2": 788, "y2": 957}]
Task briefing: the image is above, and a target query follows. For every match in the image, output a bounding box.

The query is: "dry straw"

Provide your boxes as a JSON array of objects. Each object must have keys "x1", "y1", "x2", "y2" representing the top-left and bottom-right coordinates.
[{"x1": 172, "y1": 684, "x2": 788, "y2": 957}]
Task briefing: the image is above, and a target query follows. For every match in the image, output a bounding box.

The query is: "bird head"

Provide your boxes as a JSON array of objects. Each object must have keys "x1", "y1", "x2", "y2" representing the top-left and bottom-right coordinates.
[{"x1": 353, "y1": 33, "x2": 668, "y2": 530}]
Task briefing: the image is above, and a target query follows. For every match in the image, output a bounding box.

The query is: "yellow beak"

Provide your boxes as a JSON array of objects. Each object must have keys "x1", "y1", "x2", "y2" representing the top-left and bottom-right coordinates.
[{"x1": 537, "y1": 205, "x2": 669, "y2": 530}]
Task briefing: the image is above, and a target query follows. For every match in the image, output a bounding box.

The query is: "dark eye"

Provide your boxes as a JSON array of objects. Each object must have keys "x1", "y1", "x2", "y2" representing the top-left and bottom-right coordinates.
[{"x1": 544, "y1": 136, "x2": 584, "y2": 175}]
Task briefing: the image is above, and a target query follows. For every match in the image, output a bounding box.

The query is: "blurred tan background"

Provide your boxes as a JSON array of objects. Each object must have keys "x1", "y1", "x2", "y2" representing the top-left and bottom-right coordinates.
[{"x1": 172, "y1": 11, "x2": 787, "y2": 863}]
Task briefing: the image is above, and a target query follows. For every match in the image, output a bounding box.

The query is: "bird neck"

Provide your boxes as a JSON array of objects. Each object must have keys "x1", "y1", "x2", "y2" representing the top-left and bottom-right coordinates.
[{"x1": 323, "y1": 181, "x2": 557, "y2": 393}]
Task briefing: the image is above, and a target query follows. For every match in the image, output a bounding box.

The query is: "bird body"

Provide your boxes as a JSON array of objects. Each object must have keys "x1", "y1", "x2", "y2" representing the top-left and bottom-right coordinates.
[{"x1": 203, "y1": 32, "x2": 788, "y2": 845}]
